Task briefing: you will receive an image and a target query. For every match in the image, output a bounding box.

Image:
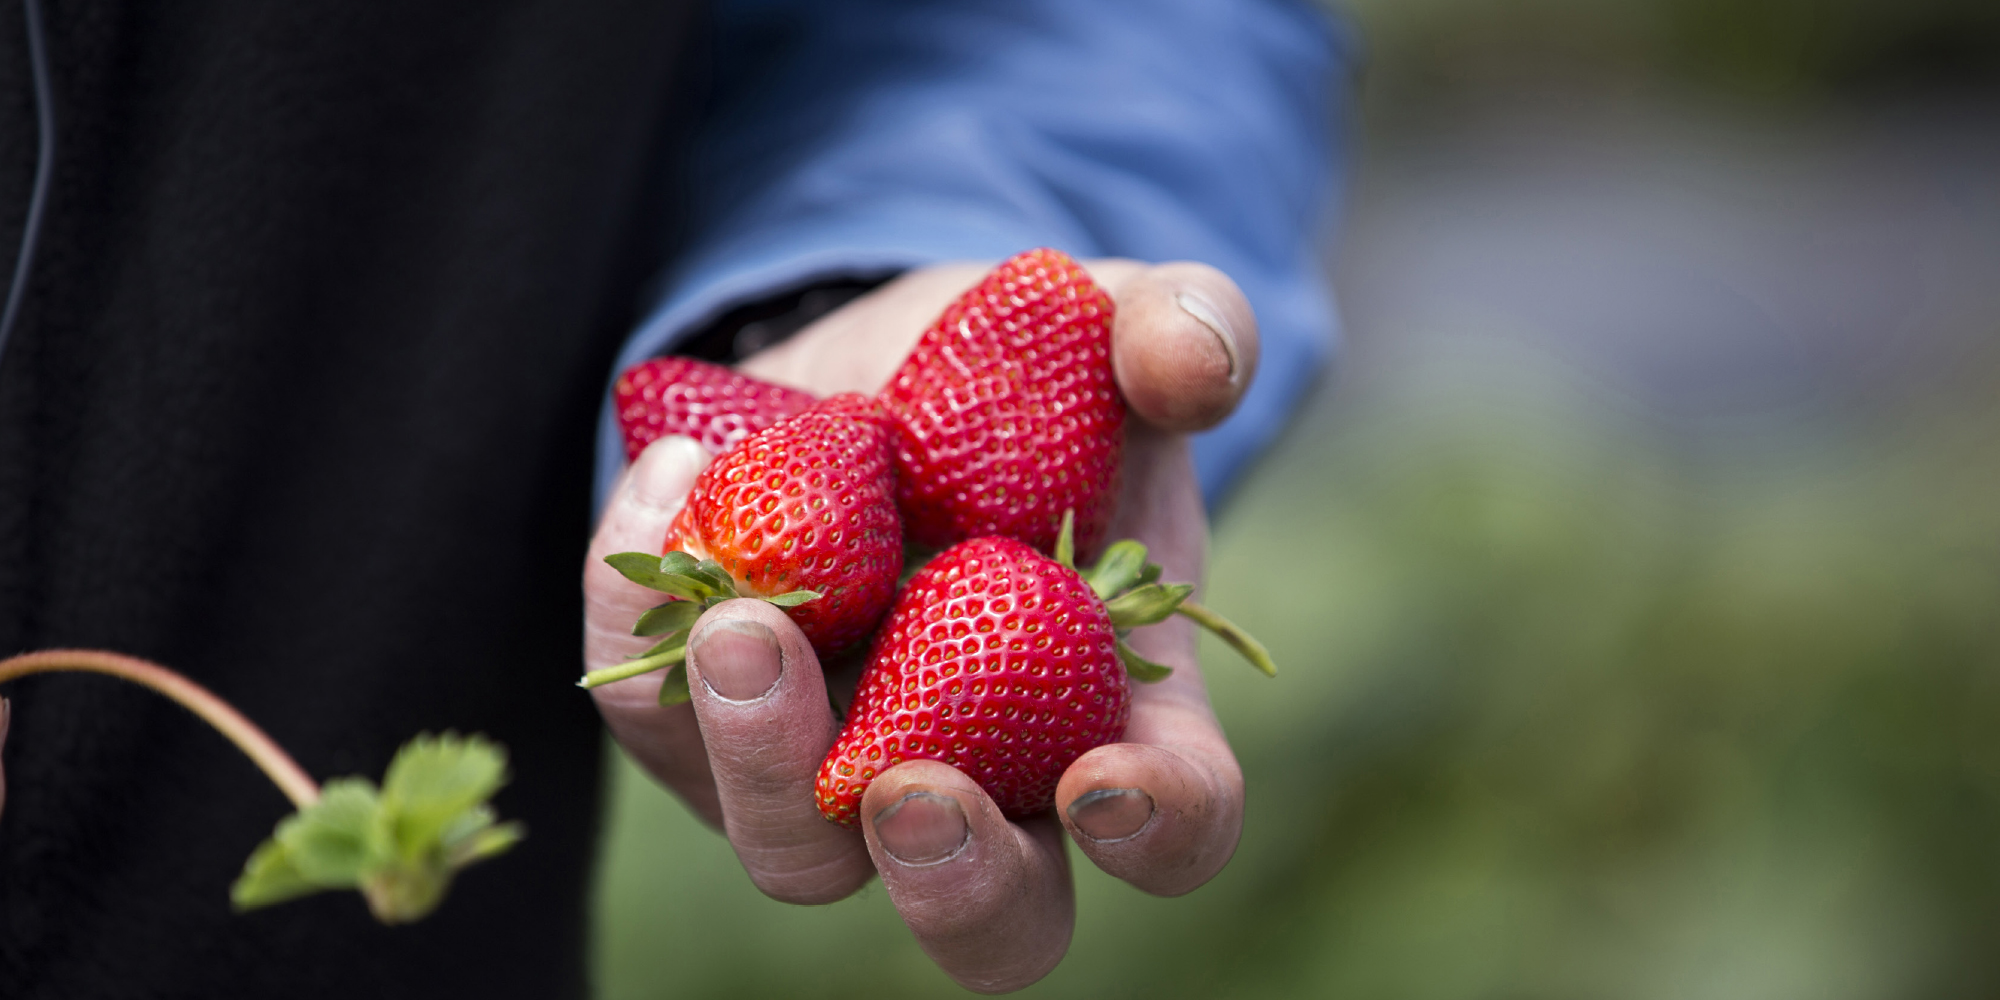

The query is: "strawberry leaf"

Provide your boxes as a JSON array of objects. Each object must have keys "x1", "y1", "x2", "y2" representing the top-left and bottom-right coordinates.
[
  {"x1": 231, "y1": 733, "x2": 523, "y2": 926},
  {"x1": 231, "y1": 836, "x2": 321, "y2": 910},
  {"x1": 380, "y1": 732, "x2": 509, "y2": 858},
  {"x1": 760, "y1": 589, "x2": 822, "y2": 607},
  {"x1": 1104, "y1": 583, "x2": 1195, "y2": 629},
  {"x1": 1085, "y1": 540, "x2": 1149, "y2": 600},
  {"x1": 1054, "y1": 510, "x2": 1077, "y2": 568},
  {"x1": 232, "y1": 778, "x2": 390, "y2": 909},
  {"x1": 689, "y1": 560, "x2": 739, "y2": 599},
  {"x1": 658, "y1": 551, "x2": 702, "y2": 577},
  {"x1": 1116, "y1": 640, "x2": 1174, "y2": 683},
  {"x1": 276, "y1": 778, "x2": 392, "y2": 885},
  {"x1": 633, "y1": 601, "x2": 701, "y2": 637},
  {"x1": 605, "y1": 552, "x2": 714, "y2": 601},
  {"x1": 657, "y1": 663, "x2": 691, "y2": 705}
]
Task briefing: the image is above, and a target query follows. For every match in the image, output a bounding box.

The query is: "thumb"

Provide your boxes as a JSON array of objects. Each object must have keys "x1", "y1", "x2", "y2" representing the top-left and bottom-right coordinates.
[
  {"x1": 583, "y1": 435, "x2": 724, "y2": 823},
  {"x1": 584, "y1": 435, "x2": 711, "y2": 684}
]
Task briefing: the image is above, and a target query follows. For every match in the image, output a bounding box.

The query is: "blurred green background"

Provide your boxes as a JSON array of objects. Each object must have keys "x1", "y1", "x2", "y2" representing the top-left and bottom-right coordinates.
[{"x1": 591, "y1": 1, "x2": 2000, "y2": 996}]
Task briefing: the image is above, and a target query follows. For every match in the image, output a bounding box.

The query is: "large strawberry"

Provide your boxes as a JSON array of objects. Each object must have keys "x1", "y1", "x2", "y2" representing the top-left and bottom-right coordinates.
[
  {"x1": 614, "y1": 356, "x2": 816, "y2": 460},
  {"x1": 586, "y1": 394, "x2": 903, "y2": 703},
  {"x1": 880, "y1": 249, "x2": 1124, "y2": 559},
  {"x1": 814, "y1": 515, "x2": 1275, "y2": 824}
]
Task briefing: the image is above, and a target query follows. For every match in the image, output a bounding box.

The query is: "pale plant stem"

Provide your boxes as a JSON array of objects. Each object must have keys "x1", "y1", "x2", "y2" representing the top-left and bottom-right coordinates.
[
  {"x1": 1176, "y1": 599, "x2": 1279, "y2": 678},
  {"x1": 579, "y1": 646, "x2": 686, "y2": 689},
  {"x1": 0, "y1": 648, "x2": 321, "y2": 809}
]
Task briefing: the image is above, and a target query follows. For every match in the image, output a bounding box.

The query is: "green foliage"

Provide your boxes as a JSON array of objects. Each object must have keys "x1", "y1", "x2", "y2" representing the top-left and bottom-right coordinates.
[
  {"x1": 1084, "y1": 540, "x2": 1150, "y2": 600},
  {"x1": 1103, "y1": 583, "x2": 1194, "y2": 629},
  {"x1": 233, "y1": 732, "x2": 521, "y2": 925},
  {"x1": 634, "y1": 601, "x2": 702, "y2": 638},
  {"x1": 1336, "y1": 0, "x2": 2000, "y2": 106},
  {"x1": 1115, "y1": 641, "x2": 1175, "y2": 684},
  {"x1": 591, "y1": 552, "x2": 819, "y2": 689},
  {"x1": 657, "y1": 664, "x2": 692, "y2": 706}
]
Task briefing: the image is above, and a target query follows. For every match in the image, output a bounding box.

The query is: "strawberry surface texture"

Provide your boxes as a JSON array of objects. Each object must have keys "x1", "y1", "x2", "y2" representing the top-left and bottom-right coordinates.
[
  {"x1": 668, "y1": 394, "x2": 901, "y2": 655},
  {"x1": 880, "y1": 248, "x2": 1124, "y2": 559},
  {"x1": 614, "y1": 356, "x2": 816, "y2": 460},
  {"x1": 816, "y1": 536, "x2": 1129, "y2": 824}
]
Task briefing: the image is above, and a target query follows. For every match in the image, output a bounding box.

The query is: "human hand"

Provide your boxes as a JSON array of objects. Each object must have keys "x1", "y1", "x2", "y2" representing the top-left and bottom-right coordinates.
[{"x1": 584, "y1": 260, "x2": 1259, "y2": 992}]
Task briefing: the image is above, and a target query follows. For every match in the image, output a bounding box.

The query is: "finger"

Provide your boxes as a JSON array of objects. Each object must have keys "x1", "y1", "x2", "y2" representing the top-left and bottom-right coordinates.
[
  {"x1": 586, "y1": 436, "x2": 722, "y2": 823},
  {"x1": 861, "y1": 760, "x2": 1074, "y2": 994},
  {"x1": 1054, "y1": 692, "x2": 1243, "y2": 897},
  {"x1": 1106, "y1": 261, "x2": 1260, "y2": 433},
  {"x1": 683, "y1": 599, "x2": 874, "y2": 904},
  {"x1": 1061, "y1": 425, "x2": 1246, "y2": 895}
]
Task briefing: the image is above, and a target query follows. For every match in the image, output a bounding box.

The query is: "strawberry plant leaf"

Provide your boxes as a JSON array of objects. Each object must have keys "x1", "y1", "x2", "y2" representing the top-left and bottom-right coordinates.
[
  {"x1": 1116, "y1": 639, "x2": 1174, "y2": 683},
  {"x1": 1104, "y1": 583, "x2": 1195, "y2": 629},
  {"x1": 605, "y1": 552, "x2": 714, "y2": 601},
  {"x1": 275, "y1": 778, "x2": 392, "y2": 886},
  {"x1": 447, "y1": 819, "x2": 525, "y2": 866},
  {"x1": 380, "y1": 732, "x2": 509, "y2": 858},
  {"x1": 657, "y1": 663, "x2": 691, "y2": 705},
  {"x1": 230, "y1": 837, "x2": 320, "y2": 910},
  {"x1": 1135, "y1": 563, "x2": 1162, "y2": 587},
  {"x1": 760, "y1": 589, "x2": 822, "y2": 607},
  {"x1": 633, "y1": 600, "x2": 700, "y2": 637},
  {"x1": 232, "y1": 733, "x2": 524, "y2": 925},
  {"x1": 659, "y1": 551, "x2": 702, "y2": 577},
  {"x1": 1054, "y1": 510, "x2": 1077, "y2": 568},
  {"x1": 689, "y1": 560, "x2": 738, "y2": 599},
  {"x1": 1085, "y1": 540, "x2": 1149, "y2": 600}
]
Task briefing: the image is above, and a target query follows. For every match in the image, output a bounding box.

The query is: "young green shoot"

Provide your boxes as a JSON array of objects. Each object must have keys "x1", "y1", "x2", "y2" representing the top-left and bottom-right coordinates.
[{"x1": 0, "y1": 649, "x2": 521, "y2": 925}]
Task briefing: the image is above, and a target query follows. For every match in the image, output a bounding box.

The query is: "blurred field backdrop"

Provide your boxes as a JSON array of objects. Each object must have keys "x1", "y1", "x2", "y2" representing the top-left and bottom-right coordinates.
[{"x1": 592, "y1": 1, "x2": 2000, "y2": 996}]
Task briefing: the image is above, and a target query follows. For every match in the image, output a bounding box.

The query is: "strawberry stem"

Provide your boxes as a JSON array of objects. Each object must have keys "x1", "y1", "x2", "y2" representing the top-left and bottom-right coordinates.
[
  {"x1": 1175, "y1": 600, "x2": 1278, "y2": 677},
  {"x1": 578, "y1": 645, "x2": 689, "y2": 689},
  {"x1": 0, "y1": 648, "x2": 322, "y2": 809}
]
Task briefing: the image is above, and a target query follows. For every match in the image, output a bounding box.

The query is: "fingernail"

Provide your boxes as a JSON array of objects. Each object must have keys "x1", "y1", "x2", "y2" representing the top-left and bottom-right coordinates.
[
  {"x1": 1175, "y1": 290, "x2": 1240, "y2": 383},
  {"x1": 1067, "y1": 787, "x2": 1155, "y2": 843},
  {"x1": 691, "y1": 619, "x2": 783, "y2": 702},
  {"x1": 631, "y1": 436, "x2": 710, "y2": 511},
  {"x1": 874, "y1": 791, "x2": 970, "y2": 866}
]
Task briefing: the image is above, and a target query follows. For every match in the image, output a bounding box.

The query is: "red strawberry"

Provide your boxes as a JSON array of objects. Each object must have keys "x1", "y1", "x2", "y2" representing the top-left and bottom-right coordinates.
[
  {"x1": 817, "y1": 536, "x2": 1125, "y2": 822},
  {"x1": 814, "y1": 516, "x2": 1279, "y2": 825},
  {"x1": 614, "y1": 356, "x2": 815, "y2": 461},
  {"x1": 665, "y1": 393, "x2": 902, "y2": 656},
  {"x1": 879, "y1": 248, "x2": 1124, "y2": 559}
]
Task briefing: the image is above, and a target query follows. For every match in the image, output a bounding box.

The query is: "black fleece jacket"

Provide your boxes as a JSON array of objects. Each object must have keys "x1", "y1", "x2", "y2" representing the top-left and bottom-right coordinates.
[{"x1": 0, "y1": 2, "x2": 700, "y2": 996}]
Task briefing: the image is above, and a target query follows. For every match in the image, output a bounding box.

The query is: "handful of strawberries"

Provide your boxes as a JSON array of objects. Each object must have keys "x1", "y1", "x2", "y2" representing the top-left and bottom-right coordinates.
[{"x1": 585, "y1": 249, "x2": 1274, "y2": 823}]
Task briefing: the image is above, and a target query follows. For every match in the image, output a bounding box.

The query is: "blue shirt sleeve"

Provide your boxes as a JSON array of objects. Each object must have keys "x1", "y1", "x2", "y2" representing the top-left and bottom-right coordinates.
[{"x1": 598, "y1": 0, "x2": 1355, "y2": 510}]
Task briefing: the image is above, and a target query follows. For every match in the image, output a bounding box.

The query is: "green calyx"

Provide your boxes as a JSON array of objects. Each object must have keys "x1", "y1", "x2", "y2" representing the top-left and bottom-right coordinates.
[
  {"x1": 582, "y1": 551, "x2": 821, "y2": 704},
  {"x1": 1058, "y1": 510, "x2": 1279, "y2": 684},
  {"x1": 231, "y1": 732, "x2": 523, "y2": 925}
]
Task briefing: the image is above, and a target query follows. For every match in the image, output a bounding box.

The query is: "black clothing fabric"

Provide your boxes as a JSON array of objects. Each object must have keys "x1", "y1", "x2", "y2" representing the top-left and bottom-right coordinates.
[{"x1": 0, "y1": 2, "x2": 698, "y2": 996}]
